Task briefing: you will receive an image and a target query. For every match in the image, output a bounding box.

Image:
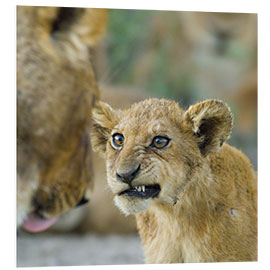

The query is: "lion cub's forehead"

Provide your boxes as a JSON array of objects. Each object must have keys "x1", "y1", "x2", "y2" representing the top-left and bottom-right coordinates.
[{"x1": 118, "y1": 99, "x2": 184, "y2": 132}]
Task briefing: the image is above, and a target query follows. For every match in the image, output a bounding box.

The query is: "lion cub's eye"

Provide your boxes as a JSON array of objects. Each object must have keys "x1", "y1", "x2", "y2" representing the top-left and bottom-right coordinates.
[
  {"x1": 112, "y1": 133, "x2": 124, "y2": 149},
  {"x1": 150, "y1": 136, "x2": 170, "y2": 149}
]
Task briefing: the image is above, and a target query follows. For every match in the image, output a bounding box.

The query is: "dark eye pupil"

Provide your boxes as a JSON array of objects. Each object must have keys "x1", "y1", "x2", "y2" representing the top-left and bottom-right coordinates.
[
  {"x1": 112, "y1": 133, "x2": 124, "y2": 148},
  {"x1": 151, "y1": 136, "x2": 170, "y2": 149},
  {"x1": 155, "y1": 138, "x2": 164, "y2": 144},
  {"x1": 116, "y1": 135, "x2": 123, "y2": 143}
]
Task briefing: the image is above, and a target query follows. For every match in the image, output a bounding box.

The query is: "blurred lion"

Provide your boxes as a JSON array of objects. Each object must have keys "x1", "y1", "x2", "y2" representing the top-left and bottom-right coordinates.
[
  {"x1": 50, "y1": 86, "x2": 149, "y2": 234},
  {"x1": 17, "y1": 6, "x2": 107, "y2": 232}
]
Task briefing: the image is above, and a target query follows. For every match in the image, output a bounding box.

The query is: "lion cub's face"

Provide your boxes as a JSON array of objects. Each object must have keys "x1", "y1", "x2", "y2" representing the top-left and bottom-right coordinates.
[{"x1": 91, "y1": 98, "x2": 232, "y2": 215}]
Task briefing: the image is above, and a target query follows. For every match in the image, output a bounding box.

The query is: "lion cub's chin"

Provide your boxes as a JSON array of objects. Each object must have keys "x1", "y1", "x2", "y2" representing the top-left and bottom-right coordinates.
[{"x1": 114, "y1": 195, "x2": 151, "y2": 216}]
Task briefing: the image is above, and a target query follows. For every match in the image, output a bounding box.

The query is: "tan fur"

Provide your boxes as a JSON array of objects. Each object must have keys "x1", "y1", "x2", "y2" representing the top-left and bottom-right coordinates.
[
  {"x1": 79, "y1": 86, "x2": 149, "y2": 233},
  {"x1": 51, "y1": 86, "x2": 149, "y2": 233},
  {"x1": 91, "y1": 98, "x2": 257, "y2": 263},
  {"x1": 17, "y1": 6, "x2": 107, "y2": 225}
]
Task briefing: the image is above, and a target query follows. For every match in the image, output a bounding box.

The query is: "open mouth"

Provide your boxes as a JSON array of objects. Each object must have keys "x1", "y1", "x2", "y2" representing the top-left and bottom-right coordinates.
[{"x1": 118, "y1": 184, "x2": 161, "y2": 199}]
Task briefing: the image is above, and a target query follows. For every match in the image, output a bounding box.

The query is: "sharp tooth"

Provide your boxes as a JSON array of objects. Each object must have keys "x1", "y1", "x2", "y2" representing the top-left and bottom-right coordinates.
[
  {"x1": 142, "y1": 186, "x2": 145, "y2": 192},
  {"x1": 138, "y1": 186, "x2": 142, "y2": 192}
]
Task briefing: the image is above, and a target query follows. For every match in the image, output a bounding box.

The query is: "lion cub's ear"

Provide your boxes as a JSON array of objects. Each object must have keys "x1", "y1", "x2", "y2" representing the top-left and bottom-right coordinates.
[
  {"x1": 183, "y1": 99, "x2": 233, "y2": 156},
  {"x1": 90, "y1": 101, "x2": 121, "y2": 155}
]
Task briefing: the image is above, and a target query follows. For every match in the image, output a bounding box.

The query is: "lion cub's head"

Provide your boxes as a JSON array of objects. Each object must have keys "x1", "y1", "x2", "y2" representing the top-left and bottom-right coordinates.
[{"x1": 91, "y1": 98, "x2": 232, "y2": 215}]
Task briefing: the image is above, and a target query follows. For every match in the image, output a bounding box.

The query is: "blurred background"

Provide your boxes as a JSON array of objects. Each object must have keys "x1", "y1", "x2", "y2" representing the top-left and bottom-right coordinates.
[{"x1": 17, "y1": 8, "x2": 257, "y2": 267}]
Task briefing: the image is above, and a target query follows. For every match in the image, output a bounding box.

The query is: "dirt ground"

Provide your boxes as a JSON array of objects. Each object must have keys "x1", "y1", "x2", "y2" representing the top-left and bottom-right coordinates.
[{"x1": 17, "y1": 231, "x2": 144, "y2": 267}]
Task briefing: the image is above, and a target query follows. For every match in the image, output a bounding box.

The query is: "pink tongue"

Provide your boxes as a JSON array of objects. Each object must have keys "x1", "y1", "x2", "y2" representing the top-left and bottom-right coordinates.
[{"x1": 22, "y1": 213, "x2": 58, "y2": 233}]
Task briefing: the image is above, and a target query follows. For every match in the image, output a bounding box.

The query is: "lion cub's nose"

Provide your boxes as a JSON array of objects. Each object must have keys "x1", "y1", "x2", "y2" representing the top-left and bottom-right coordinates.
[{"x1": 116, "y1": 164, "x2": 141, "y2": 186}]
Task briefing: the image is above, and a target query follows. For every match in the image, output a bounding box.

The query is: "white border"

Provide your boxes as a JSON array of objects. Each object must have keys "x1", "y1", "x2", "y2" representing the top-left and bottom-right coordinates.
[{"x1": 2, "y1": 0, "x2": 269, "y2": 270}]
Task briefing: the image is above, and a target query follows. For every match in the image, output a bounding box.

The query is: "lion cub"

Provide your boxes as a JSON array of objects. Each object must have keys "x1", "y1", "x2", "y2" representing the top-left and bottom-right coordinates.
[{"x1": 91, "y1": 98, "x2": 257, "y2": 263}]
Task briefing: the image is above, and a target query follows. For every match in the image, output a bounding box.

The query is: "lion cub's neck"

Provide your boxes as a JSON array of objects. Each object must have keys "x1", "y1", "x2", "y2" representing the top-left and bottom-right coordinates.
[{"x1": 136, "y1": 164, "x2": 216, "y2": 263}]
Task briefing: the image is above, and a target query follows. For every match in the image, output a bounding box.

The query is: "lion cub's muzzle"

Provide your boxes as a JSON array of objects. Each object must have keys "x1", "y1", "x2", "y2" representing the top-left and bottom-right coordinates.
[
  {"x1": 116, "y1": 164, "x2": 141, "y2": 187},
  {"x1": 116, "y1": 164, "x2": 161, "y2": 199}
]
